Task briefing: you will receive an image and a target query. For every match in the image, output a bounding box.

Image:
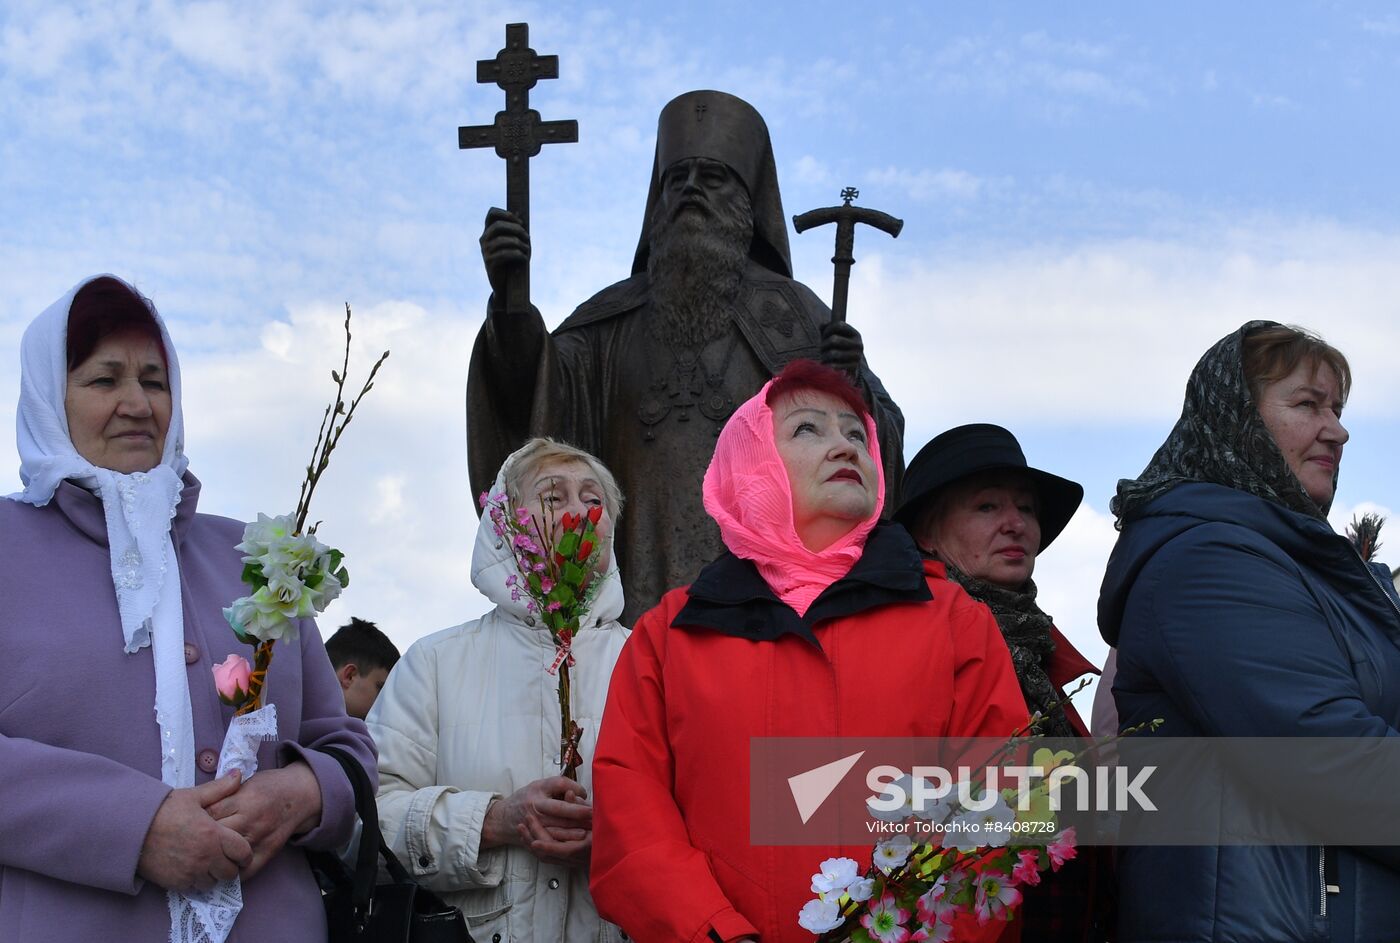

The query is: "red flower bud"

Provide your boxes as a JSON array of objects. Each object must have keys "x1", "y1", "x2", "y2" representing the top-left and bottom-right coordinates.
[
  {"x1": 588, "y1": 506, "x2": 603, "y2": 525},
  {"x1": 561, "y1": 512, "x2": 577, "y2": 531},
  {"x1": 579, "y1": 539, "x2": 594, "y2": 561},
  {"x1": 553, "y1": 551, "x2": 566, "y2": 568}
]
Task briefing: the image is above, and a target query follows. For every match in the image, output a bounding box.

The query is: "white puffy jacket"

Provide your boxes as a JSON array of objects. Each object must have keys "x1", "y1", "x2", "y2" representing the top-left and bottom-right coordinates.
[{"x1": 368, "y1": 458, "x2": 629, "y2": 943}]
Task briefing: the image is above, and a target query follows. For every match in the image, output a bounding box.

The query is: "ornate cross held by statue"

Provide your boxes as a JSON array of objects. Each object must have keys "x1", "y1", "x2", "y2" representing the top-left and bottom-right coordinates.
[
  {"x1": 793, "y1": 186, "x2": 904, "y2": 322},
  {"x1": 459, "y1": 22, "x2": 577, "y2": 315}
]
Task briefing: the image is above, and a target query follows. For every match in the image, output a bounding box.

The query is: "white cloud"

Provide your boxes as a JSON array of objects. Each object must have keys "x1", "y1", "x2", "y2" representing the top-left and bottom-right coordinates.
[
  {"x1": 1032, "y1": 503, "x2": 1119, "y2": 715},
  {"x1": 1027, "y1": 62, "x2": 1147, "y2": 106},
  {"x1": 867, "y1": 166, "x2": 996, "y2": 202},
  {"x1": 851, "y1": 220, "x2": 1400, "y2": 427},
  {"x1": 260, "y1": 321, "x2": 295, "y2": 361},
  {"x1": 924, "y1": 30, "x2": 1150, "y2": 110},
  {"x1": 160, "y1": 1, "x2": 289, "y2": 80},
  {"x1": 792, "y1": 155, "x2": 833, "y2": 188},
  {"x1": 0, "y1": 6, "x2": 84, "y2": 79},
  {"x1": 1019, "y1": 31, "x2": 1112, "y2": 62},
  {"x1": 1250, "y1": 91, "x2": 1296, "y2": 110},
  {"x1": 371, "y1": 475, "x2": 406, "y2": 525},
  {"x1": 1362, "y1": 15, "x2": 1400, "y2": 36}
]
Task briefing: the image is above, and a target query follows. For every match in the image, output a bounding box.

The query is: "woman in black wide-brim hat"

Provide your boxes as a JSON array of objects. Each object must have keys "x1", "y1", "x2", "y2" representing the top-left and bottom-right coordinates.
[
  {"x1": 896, "y1": 423, "x2": 1105, "y2": 943},
  {"x1": 896, "y1": 424, "x2": 1097, "y2": 736}
]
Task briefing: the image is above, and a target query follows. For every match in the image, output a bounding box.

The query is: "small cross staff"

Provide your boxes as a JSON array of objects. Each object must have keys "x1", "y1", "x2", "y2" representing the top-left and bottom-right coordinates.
[
  {"x1": 459, "y1": 23, "x2": 578, "y2": 314},
  {"x1": 793, "y1": 187, "x2": 904, "y2": 323}
]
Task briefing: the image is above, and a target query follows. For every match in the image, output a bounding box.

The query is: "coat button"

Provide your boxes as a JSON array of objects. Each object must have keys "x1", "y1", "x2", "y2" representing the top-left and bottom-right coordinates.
[
  {"x1": 418, "y1": 854, "x2": 430, "y2": 867},
  {"x1": 197, "y1": 749, "x2": 218, "y2": 773},
  {"x1": 548, "y1": 877, "x2": 560, "y2": 889},
  {"x1": 492, "y1": 935, "x2": 502, "y2": 943},
  {"x1": 183, "y1": 643, "x2": 199, "y2": 664}
]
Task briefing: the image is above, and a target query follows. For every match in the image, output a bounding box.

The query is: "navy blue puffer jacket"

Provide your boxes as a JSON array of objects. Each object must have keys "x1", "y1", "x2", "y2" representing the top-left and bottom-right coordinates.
[{"x1": 1099, "y1": 482, "x2": 1400, "y2": 942}]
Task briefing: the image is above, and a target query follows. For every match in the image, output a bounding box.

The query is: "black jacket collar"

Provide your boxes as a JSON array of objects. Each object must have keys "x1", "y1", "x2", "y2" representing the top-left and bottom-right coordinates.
[{"x1": 672, "y1": 521, "x2": 933, "y2": 648}]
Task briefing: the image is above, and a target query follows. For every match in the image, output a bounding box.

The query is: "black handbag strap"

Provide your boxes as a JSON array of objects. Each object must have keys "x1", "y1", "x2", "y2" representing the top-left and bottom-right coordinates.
[{"x1": 319, "y1": 745, "x2": 416, "y2": 926}]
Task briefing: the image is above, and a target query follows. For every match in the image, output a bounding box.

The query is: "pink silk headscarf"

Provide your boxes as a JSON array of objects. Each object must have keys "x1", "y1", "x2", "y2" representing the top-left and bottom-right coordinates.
[{"x1": 702, "y1": 377, "x2": 885, "y2": 616}]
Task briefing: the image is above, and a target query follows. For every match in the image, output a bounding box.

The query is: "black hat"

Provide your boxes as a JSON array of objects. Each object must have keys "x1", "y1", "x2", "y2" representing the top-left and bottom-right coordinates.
[{"x1": 894, "y1": 424, "x2": 1084, "y2": 552}]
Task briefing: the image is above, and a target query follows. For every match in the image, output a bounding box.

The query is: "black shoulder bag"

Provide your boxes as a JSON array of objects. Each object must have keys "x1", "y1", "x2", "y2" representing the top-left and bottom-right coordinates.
[{"x1": 309, "y1": 746, "x2": 472, "y2": 943}]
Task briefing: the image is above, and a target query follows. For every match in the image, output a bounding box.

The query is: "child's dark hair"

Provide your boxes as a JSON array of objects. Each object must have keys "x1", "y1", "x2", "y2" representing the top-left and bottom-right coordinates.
[{"x1": 324, "y1": 617, "x2": 400, "y2": 673}]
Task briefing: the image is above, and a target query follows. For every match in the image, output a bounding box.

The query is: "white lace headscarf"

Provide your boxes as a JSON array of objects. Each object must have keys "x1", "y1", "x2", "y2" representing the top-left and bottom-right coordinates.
[{"x1": 8, "y1": 274, "x2": 195, "y2": 816}]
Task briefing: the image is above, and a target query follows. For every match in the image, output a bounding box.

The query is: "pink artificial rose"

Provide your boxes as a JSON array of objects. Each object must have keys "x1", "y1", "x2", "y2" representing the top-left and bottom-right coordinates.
[{"x1": 213, "y1": 653, "x2": 253, "y2": 706}]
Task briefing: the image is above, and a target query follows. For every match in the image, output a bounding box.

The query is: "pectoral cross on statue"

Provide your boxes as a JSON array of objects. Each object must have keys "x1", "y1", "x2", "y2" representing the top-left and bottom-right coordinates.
[
  {"x1": 459, "y1": 23, "x2": 577, "y2": 315},
  {"x1": 668, "y1": 363, "x2": 705, "y2": 422}
]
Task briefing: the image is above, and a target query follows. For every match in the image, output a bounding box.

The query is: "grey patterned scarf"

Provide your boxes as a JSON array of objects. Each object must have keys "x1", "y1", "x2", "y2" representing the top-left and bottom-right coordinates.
[
  {"x1": 943, "y1": 563, "x2": 1078, "y2": 740},
  {"x1": 1112, "y1": 320, "x2": 1329, "y2": 526}
]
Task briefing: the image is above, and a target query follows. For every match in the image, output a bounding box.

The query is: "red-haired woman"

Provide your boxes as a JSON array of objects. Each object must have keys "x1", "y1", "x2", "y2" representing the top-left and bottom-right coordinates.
[{"x1": 589, "y1": 360, "x2": 1028, "y2": 943}]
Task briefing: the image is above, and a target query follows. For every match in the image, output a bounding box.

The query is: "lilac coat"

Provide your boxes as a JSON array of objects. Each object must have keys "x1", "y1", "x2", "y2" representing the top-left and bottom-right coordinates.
[{"x1": 0, "y1": 474, "x2": 376, "y2": 940}]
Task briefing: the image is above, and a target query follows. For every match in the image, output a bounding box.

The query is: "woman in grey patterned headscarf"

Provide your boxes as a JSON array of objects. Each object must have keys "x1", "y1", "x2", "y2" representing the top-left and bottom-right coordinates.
[
  {"x1": 1100, "y1": 321, "x2": 1400, "y2": 943},
  {"x1": 1111, "y1": 320, "x2": 1344, "y2": 524}
]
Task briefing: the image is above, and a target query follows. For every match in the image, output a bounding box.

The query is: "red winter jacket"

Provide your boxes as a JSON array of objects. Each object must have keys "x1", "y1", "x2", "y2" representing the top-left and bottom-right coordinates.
[{"x1": 591, "y1": 524, "x2": 1029, "y2": 943}]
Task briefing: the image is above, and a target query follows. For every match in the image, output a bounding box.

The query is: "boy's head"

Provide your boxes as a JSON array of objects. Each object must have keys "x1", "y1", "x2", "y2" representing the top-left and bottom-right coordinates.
[{"x1": 324, "y1": 617, "x2": 400, "y2": 719}]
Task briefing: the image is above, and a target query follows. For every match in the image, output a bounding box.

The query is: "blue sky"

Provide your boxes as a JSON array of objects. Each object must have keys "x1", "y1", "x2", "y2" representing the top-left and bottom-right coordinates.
[{"x1": 3, "y1": 1, "x2": 1398, "y2": 701}]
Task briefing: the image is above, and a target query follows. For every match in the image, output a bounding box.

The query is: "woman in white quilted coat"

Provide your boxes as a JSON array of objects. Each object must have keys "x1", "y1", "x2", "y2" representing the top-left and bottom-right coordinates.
[{"x1": 369, "y1": 438, "x2": 629, "y2": 943}]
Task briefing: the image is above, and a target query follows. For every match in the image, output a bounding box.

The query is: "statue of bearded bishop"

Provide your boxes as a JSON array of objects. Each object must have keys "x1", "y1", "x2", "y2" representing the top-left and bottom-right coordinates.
[{"x1": 468, "y1": 89, "x2": 905, "y2": 624}]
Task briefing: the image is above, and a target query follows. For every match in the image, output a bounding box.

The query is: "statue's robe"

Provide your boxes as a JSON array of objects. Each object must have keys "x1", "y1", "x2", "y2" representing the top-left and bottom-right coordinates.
[{"x1": 467, "y1": 258, "x2": 904, "y2": 625}]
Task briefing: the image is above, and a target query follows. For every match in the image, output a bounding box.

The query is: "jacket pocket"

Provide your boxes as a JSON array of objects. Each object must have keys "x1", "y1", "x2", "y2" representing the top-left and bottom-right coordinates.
[
  {"x1": 596, "y1": 918, "x2": 627, "y2": 943},
  {"x1": 463, "y1": 902, "x2": 512, "y2": 941}
]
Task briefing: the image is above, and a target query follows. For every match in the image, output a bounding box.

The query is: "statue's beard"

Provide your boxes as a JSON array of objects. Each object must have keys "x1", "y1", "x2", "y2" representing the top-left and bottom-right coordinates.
[{"x1": 646, "y1": 189, "x2": 753, "y2": 351}]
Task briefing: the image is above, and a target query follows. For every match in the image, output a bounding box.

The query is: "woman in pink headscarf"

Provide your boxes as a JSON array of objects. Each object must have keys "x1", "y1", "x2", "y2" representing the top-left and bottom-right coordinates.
[{"x1": 589, "y1": 360, "x2": 1027, "y2": 943}]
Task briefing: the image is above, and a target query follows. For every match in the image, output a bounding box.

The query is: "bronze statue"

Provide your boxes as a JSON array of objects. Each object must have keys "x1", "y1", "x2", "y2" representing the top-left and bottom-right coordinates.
[{"x1": 468, "y1": 89, "x2": 905, "y2": 624}]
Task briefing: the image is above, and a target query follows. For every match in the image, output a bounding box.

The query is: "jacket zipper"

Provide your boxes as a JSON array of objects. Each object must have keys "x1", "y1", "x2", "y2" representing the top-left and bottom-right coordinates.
[
  {"x1": 1369, "y1": 570, "x2": 1400, "y2": 620},
  {"x1": 1318, "y1": 846, "x2": 1327, "y2": 917},
  {"x1": 1355, "y1": 549, "x2": 1400, "y2": 621},
  {"x1": 1317, "y1": 844, "x2": 1341, "y2": 917},
  {"x1": 1309, "y1": 555, "x2": 1393, "y2": 920}
]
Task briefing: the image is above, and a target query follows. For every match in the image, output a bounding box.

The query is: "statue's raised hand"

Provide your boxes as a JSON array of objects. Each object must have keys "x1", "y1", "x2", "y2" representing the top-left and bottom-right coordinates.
[
  {"x1": 820, "y1": 320, "x2": 864, "y2": 378},
  {"x1": 479, "y1": 207, "x2": 531, "y2": 299}
]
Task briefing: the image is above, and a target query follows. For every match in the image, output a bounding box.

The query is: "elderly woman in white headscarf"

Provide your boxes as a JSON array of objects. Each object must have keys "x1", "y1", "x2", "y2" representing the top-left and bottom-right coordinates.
[
  {"x1": 0, "y1": 275, "x2": 374, "y2": 942},
  {"x1": 369, "y1": 437, "x2": 630, "y2": 943}
]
